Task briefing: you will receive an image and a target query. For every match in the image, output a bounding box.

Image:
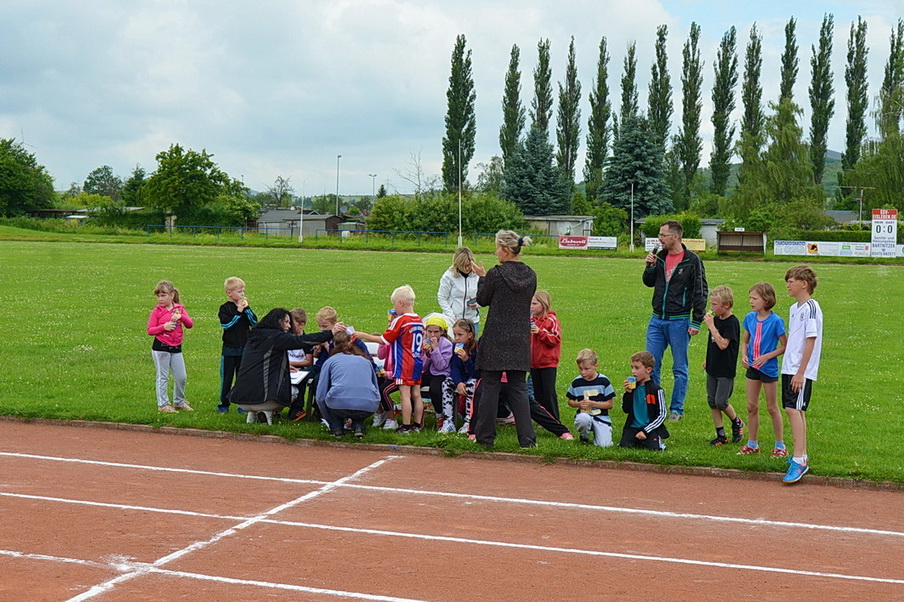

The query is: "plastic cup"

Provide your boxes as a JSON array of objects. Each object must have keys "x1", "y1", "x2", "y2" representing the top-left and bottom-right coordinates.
[{"x1": 627, "y1": 376, "x2": 637, "y2": 390}]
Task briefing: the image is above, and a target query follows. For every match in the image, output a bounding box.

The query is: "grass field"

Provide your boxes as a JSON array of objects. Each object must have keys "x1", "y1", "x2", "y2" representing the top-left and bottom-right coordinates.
[{"x1": 2, "y1": 239, "x2": 902, "y2": 483}]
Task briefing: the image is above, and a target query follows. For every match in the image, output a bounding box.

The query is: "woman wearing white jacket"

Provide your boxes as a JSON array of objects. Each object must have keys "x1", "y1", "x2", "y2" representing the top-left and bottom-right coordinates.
[{"x1": 437, "y1": 247, "x2": 481, "y2": 334}]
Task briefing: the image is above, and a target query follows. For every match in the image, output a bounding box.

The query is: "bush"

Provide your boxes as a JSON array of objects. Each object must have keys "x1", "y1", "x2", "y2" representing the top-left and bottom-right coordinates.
[
  {"x1": 367, "y1": 193, "x2": 525, "y2": 235},
  {"x1": 641, "y1": 213, "x2": 702, "y2": 239},
  {"x1": 591, "y1": 203, "x2": 628, "y2": 236}
]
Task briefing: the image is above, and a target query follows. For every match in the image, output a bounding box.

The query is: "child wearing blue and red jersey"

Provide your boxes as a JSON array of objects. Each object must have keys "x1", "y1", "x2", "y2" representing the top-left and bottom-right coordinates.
[
  {"x1": 147, "y1": 280, "x2": 194, "y2": 413},
  {"x1": 738, "y1": 282, "x2": 788, "y2": 458},
  {"x1": 356, "y1": 285, "x2": 425, "y2": 433}
]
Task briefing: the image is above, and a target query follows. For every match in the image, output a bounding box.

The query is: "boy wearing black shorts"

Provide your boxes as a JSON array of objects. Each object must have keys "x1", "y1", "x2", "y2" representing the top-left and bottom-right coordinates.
[
  {"x1": 780, "y1": 266, "x2": 823, "y2": 484},
  {"x1": 701, "y1": 285, "x2": 744, "y2": 446}
]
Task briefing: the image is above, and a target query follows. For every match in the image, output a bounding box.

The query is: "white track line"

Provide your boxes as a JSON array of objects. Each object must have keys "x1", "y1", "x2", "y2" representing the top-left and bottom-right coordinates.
[
  {"x1": 66, "y1": 456, "x2": 400, "y2": 602},
  {"x1": 2, "y1": 451, "x2": 901, "y2": 539}
]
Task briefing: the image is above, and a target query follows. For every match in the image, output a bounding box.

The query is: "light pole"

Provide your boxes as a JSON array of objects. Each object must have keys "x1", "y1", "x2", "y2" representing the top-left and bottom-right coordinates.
[
  {"x1": 298, "y1": 179, "x2": 305, "y2": 243},
  {"x1": 457, "y1": 139, "x2": 463, "y2": 247},
  {"x1": 368, "y1": 173, "x2": 377, "y2": 206},
  {"x1": 629, "y1": 183, "x2": 635, "y2": 253},
  {"x1": 335, "y1": 154, "x2": 342, "y2": 217}
]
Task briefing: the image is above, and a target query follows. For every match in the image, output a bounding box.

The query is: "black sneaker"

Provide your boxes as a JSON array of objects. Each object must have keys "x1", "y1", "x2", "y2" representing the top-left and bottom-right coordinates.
[
  {"x1": 395, "y1": 424, "x2": 413, "y2": 434},
  {"x1": 353, "y1": 425, "x2": 365, "y2": 439},
  {"x1": 579, "y1": 435, "x2": 590, "y2": 444},
  {"x1": 731, "y1": 418, "x2": 745, "y2": 443},
  {"x1": 709, "y1": 435, "x2": 729, "y2": 446}
]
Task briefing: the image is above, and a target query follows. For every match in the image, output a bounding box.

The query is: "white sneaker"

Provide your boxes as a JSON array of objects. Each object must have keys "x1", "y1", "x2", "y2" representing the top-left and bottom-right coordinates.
[
  {"x1": 372, "y1": 412, "x2": 386, "y2": 428},
  {"x1": 383, "y1": 419, "x2": 399, "y2": 430},
  {"x1": 496, "y1": 412, "x2": 515, "y2": 425},
  {"x1": 458, "y1": 422, "x2": 470, "y2": 434},
  {"x1": 439, "y1": 421, "x2": 456, "y2": 434}
]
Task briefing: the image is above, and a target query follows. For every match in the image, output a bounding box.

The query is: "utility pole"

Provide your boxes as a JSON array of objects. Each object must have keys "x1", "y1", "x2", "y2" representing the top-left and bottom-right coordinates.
[{"x1": 839, "y1": 185, "x2": 875, "y2": 223}]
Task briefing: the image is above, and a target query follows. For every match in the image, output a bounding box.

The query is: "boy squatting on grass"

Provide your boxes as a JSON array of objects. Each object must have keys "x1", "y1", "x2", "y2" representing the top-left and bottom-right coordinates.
[
  {"x1": 701, "y1": 285, "x2": 745, "y2": 446},
  {"x1": 780, "y1": 265, "x2": 823, "y2": 484},
  {"x1": 619, "y1": 351, "x2": 669, "y2": 450},
  {"x1": 565, "y1": 348, "x2": 616, "y2": 447},
  {"x1": 356, "y1": 285, "x2": 426, "y2": 433},
  {"x1": 218, "y1": 277, "x2": 257, "y2": 413}
]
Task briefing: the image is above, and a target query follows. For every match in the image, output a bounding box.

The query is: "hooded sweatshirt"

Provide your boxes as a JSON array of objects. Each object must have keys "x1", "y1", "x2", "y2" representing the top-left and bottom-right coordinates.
[
  {"x1": 474, "y1": 261, "x2": 537, "y2": 372},
  {"x1": 437, "y1": 268, "x2": 481, "y2": 327},
  {"x1": 530, "y1": 310, "x2": 561, "y2": 369}
]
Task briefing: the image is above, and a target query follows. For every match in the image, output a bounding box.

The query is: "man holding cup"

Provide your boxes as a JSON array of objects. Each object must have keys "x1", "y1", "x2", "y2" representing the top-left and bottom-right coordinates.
[{"x1": 642, "y1": 220, "x2": 708, "y2": 421}]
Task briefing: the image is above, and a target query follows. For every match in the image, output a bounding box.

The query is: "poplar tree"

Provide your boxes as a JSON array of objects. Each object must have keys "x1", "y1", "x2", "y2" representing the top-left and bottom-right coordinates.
[
  {"x1": 584, "y1": 37, "x2": 612, "y2": 203},
  {"x1": 556, "y1": 37, "x2": 581, "y2": 185},
  {"x1": 842, "y1": 17, "x2": 869, "y2": 171},
  {"x1": 809, "y1": 14, "x2": 835, "y2": 184},
  {"x1": 648, "y1": 25, "x2": 672, "y2": 154},
  {"x1": 620, "y1": 41, "x2": 639, "y2": 123},
  {"x1": 780, "y1": 17, "x2": 799, "y2": 102},
  {"x1": 531, "y1": 39, "x2": 553, "y2": 138},
  {"x1": 675, "y1": 22, "x2": 703, "y2": 210},
  {"x1": 441, "y1": 34, "x2": 476, "y2": 194},
  {"x1": 710, "y1": 26, "x2": 738, "y2": 196},
  {"x1": 879, "y1": 18, "x2": 904, "y2": 138},
  {"x1": 499, "y1": 44, "x2": 525, "y2": 169},
  {"x1": 737, "y1": 24, "x2": 765, "y2": 186}
]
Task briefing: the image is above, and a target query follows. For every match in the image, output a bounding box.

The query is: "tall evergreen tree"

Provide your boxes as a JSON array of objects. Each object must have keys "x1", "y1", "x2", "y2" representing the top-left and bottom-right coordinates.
[
  {"x1": 674, "y1": 22, "x2": 703, "y2": 210},
  {"x1": 556, "y1": 37, "x2": 582, "y2": 185},
  {"x1": 502, "y1": 125, "x2": 570, "y2": 215},
  {"x1": 710, "y1": 26, "x2": 738, "y2": 196},
  {"x1": 584, "y1": 37, "x2": 612, "y2": 203},
  {"x1": 780, "y1": 17, "x2": 799, "y2": 102},
  {"x1": 600, "y1": 116, "x2": 671, "y2": 217},
  {"x1": 620, "y1": 41, "x2": 639, "y2": 123},
  {"x1": 842, "y1": 17, "x2": 869, "y2": 171},
  {"x1": 441, "y1": 34, "x2": 476, "y2": 193},
  {"x1": 809, "y1": 14, "x2": 835, "y2": 185},
  {"x1": 738, "y1": 24, "x2": 765, "y2": 185},
  {"x1": 531, "y1": 38, "x2": 553, "y2": 138},
  {"x1": 499, "y1": 44, "x2": 525, "y2": 170},
  {"x1": 648, "y1": 25, "x2": 673, "y2": 154},
  {"x1": 879, "y1": 18, "x2": 904, "y2": 138}
]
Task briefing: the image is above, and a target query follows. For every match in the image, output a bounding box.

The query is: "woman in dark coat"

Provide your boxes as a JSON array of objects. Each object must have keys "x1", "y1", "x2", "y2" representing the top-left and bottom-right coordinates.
[
  {"x1": 230, "y1": 308, "x2": 343, "y2": 421},
  {"x1": 471, "y1": 230, "x2": 537, "y2": 448}
]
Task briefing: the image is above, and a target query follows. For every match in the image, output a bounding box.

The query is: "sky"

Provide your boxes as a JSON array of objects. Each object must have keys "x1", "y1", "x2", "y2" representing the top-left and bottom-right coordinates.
[{"x1": 1, "y1": 0, "x2": 902, "y2": 197}]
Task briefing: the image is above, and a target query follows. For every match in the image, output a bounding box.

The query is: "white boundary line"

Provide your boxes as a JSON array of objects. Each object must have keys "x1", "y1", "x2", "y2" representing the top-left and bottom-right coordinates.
[
  {"x1": 2, "y1": 451, "x2": 902, "y2": 539},
  {"x1": 65, "y1": 456, "x2": 401, "y2": 602}
]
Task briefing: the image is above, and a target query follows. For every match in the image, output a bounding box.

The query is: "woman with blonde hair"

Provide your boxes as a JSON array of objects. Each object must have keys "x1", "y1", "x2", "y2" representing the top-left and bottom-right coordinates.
[
  {"x1": 470, "y1": 230, "x2": 537, "y2": 448},
  {"x1": 437, "y1": 247, "x2": 481, "y2": 334}
]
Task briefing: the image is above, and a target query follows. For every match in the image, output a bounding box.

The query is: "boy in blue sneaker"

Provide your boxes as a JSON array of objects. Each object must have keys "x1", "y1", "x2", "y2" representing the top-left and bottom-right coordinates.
[
  {"x1": 780, "y1": 266, "x2": 823, "y2": 484},
  {"x1": 619, "y1": 351, "x2": 669, "y2": 450}
]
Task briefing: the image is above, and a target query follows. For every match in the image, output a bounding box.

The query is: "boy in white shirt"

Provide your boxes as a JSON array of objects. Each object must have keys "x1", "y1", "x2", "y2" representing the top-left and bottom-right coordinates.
[{"x1": 780, "y1": 266, "x2": 823, "y2": 484}]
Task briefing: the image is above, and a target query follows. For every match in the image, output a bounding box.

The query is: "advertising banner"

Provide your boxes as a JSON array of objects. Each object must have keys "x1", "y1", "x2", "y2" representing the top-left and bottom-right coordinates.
[{"x1": 871, "y1": 209, "x2": 898, "y2": 258}]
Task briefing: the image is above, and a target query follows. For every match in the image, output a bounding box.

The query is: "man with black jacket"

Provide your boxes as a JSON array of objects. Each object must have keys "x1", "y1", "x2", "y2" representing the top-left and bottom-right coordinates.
[{"x1": 642, "y1": 220, "x2": 708, "y2": 422}]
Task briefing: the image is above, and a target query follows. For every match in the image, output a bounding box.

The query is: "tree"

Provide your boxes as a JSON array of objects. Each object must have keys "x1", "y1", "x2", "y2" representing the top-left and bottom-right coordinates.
[
  {"x1": 600, "y1": 116, "x2": 671, "y2": 218},
  {"x1": 502, "y1": 126, "x2": 570, "y2": 215},
  {"x1": 780, "y1": 17, "x2": 799, "y2": 102},
  {"x1": 620, "y1": 41, "x2": 639, "y2": 123},
  {"x1": 809, "y1": 14, "x2": 835, "y2": 185},
  {"x1": 844, "y1": 133, "x2": 904, "y2": 211},
  {"x1": 556, "y1": 37, "x2": 581, "y2": 185},
  {"x1": 143, "y1": 144, "x2": 228, "y2": 215},
  {"x1": 475, "y1": 156, "x2": 505, "y2": 195},
  {"x1": 267, "y1": 175, "x2": 295, "y2": 208},
  {"x1": 584, "y1": 37, "x2": 612, "y2": 202},
  {"x1": 842, "y1": 17, "x2": 869, "y2": 171},
  {"x1": 120, "y1": 165, "x2": 147, "y2": 206},
  {"x1": 83, "y1": 165, "x2": 123, "y2": 201},
  {"x1": 0, "y1": 138, "x2": 55, "y2": 216},
  {"x1": 675, "y1": 22, "x2": 704, "y2": 210},
  {"x1": 879, "y1": 18, "x2": 904, "y2": 138},
  {"x1": 530, "y1": 38, "x2": 553, "y2": 137},
  {"x1": 442, "y1": 34, "x2": 476, "y2": 194},
  {"x1": 710, "y1": 26, "x2": 739, "y2": 196},
  {"x1": 738, "y1": 24, "x2": 765, "y2": 186},
  {"x1": 376, "y1": 184, "x2": 387, "y2": 199},
  {"x1": 395, "y1": 151, "x2": 439, "y2": 201},
  {"x1": 648, "y1": 25, "x2": 673, "y2": 154},
  {"x1": 499, "y1": 44, "x2": 525, "y2": 169}
]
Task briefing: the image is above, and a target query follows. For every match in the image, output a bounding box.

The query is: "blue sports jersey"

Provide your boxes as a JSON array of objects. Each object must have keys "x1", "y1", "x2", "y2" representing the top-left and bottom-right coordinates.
[{"x1": 743, "y1": 311, "x2": 786, "y2": 378}]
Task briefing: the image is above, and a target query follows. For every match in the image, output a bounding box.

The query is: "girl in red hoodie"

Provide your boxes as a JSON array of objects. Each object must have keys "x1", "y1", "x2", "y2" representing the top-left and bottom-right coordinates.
[{"x1": 530, "y1": 290, "x2": 562, "y2": 420}]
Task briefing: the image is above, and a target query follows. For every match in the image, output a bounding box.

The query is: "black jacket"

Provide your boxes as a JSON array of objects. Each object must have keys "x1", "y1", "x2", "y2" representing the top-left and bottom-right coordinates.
[
  {"x1": 642, "y1": 244, "x2": 708, "y2": 329},
  {"x1": 475, "y1": 261, "x2": 537, "y2": 372},
  {"x1": 621, "y1": 381, "x2": 670, "y2": 438},
  {"x1": 230, "y1": 327, "x2": 333, "y2": 406}
]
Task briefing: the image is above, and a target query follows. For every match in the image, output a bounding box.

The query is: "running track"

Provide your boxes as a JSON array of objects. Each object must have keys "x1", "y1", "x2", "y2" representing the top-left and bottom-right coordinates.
[{"x1": 0, "y1": 421, "x2": 902, "y2": 600}]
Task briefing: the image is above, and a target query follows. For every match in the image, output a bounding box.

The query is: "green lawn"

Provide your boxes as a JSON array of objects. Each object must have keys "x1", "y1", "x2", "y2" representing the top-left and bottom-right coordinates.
[{"x1": 2, "y1": 239, "x2": 902, "y2": 483}]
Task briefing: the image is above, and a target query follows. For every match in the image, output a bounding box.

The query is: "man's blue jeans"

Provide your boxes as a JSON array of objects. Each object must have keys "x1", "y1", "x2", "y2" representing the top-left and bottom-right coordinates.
[{"x1": 645, "y1": 316, "x2": 690, "y2": 415}]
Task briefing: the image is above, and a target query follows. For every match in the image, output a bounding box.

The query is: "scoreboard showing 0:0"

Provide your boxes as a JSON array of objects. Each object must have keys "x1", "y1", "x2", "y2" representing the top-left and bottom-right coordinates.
[{"x1": 871, "y1": 208, "x2": 898, "y2": 258}]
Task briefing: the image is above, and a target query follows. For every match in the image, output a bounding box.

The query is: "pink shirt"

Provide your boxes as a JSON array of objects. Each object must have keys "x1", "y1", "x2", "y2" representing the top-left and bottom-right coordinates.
[{"x1": 147, "y1": 303, "x2": 194, "y2": 346}]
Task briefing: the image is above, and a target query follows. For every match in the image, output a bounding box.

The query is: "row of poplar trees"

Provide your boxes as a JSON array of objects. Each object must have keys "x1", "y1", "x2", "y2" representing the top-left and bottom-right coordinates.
[{"x1": 440, "y1": 17, "x2": 904, "y2": 221}]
